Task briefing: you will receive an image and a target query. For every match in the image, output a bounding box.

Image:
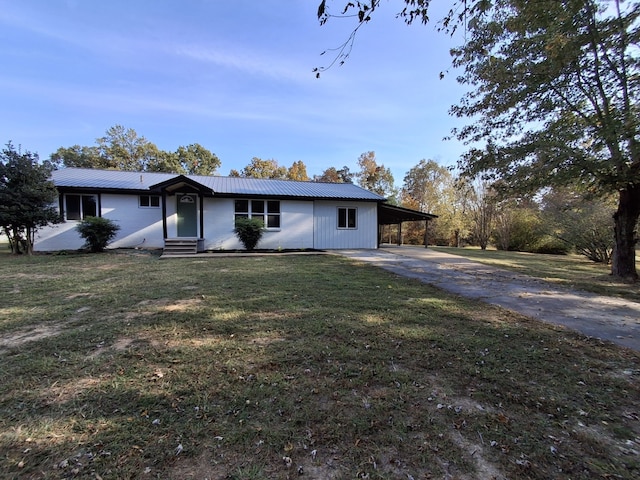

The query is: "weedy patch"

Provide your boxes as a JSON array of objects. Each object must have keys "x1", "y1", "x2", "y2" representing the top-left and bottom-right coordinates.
[{"x1": 0, "y1": 252, "x2": 638, "y2": 479}]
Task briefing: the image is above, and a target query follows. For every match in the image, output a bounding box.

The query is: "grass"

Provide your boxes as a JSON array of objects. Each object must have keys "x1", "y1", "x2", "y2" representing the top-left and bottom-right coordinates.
[
  {"x1": 1, "y1": 250, "x2": 639, "y2": 479},
  {"x1": 430, "y1": 246, "x2": 640, "y2": 303}
]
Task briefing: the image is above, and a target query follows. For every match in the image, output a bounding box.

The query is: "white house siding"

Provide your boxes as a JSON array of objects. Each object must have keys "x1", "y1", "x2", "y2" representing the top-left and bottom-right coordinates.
[
  {"x1": 103, "y1": 194, "x2": 165, "y2": 249},
  {"x1": 313, "y1": 201, "x2": 378, "y2": 249},
  {"x1": 202, "y1": 198, "x2": 315, "y2": 250},
  {"x1": 34, "y1": 193, "x2": 166, "y2": 251},
  {"x1": 34, "y1": 194, "x2": 378, "y2": 251}
]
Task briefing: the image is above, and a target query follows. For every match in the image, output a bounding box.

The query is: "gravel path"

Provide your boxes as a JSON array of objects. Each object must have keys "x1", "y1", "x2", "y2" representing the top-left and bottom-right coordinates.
[{"x1": 336, "y1": 247, "x2": 640, "y2": 352}]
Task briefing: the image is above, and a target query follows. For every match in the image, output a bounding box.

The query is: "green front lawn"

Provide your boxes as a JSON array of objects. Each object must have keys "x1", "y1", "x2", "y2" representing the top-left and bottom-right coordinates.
[
  {"x1": 430, "y1": 246, "x2": 640, "y2": 303},
  {"x1": 1, "y1": 251, "x2": 638, "y2": 479}
]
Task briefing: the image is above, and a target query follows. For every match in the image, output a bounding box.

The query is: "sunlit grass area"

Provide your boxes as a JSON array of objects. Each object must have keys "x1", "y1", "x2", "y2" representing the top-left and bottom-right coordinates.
[
  {"x1": 1, "y1": 251, "x2": 639, "y2": 479},
  {"x1": 430, "y1": 246, "x2": 640, "y2": 303}
]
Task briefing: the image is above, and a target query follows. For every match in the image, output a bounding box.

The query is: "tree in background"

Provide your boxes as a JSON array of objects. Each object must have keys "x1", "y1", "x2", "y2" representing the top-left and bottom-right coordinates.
[
  {"x1": 230, "y1": 157, "x2": 288, "y2": 179},
  {"x1": 287, "y1": 160, "x2": 310, "y2": 181},
  {"x1": 451, "y1": 0, "x2": 640, "y2": 280},
  {"x1": 50, "y1": 145, "x2": 102, "y2": 169},
  {"x1": 317, "y1": 0, "x2": 640, "y2": 279},
  {"x1": 173, "y1": 143, "x2": 221, "y2": 175},
  {"x1": 492, "y1": 198, "x2": 546, "y2": 252},
  {"x1": 95, "y1": 125, "x2": 156, "y2": 170},
  {"x1": 314, "y1": 166, "x2": 354, "y2": 183},
  {"x1": 467, "y1": 179, "x2": 496, "y2": 250},
  {"x1": 401, "y1": 159, "x2": 468, "y2": 245},
  {"x1": 0, "y1": 143, "x2": 60, "y2": 254},
  {"x1": 541, "y1": 187, "x2": 615, "y2": 263},
  {"x1": 51, "y1": 125, "x2": 220, "y2": 175},
  {"x1": 355, "y1": 151, "x2": 397, "y2": 200}
]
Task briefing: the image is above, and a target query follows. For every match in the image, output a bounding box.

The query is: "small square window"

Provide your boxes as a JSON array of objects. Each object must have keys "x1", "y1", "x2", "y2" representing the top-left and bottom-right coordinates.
[
  {"x1": 338, "y1": 207, "x2": 357, "y2": 229},
  {"x1": 139, "y1": 195, "x2": 160, "y2": 208}
]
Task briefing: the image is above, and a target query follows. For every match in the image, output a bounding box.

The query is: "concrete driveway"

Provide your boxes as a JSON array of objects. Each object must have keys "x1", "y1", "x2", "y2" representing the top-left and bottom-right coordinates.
[{"x1": 336, "y1": 246, "x2": 640, "y2": 352}]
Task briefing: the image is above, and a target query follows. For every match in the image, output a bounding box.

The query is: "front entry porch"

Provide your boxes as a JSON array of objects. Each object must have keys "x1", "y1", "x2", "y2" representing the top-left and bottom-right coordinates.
[{"x1": 162, "y1": 238, "x2": 204, "y2": 255}]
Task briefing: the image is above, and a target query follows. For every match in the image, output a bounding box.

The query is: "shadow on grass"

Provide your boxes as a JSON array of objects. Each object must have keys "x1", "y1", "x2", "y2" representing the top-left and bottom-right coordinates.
[{"x1": 1, "y1": 253, "x2": 639, "y2": 479}]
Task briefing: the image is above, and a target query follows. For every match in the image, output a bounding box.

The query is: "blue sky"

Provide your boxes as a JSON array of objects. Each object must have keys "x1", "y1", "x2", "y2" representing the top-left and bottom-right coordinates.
[{"x1": 0, "y1": 0, "x2": 470, "y2": 183}]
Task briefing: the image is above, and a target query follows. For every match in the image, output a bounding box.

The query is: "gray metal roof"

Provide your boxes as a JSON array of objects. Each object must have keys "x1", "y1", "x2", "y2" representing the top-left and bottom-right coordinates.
[{"x1": 51, "y1": 168, "x2": 386, "y2": 201}]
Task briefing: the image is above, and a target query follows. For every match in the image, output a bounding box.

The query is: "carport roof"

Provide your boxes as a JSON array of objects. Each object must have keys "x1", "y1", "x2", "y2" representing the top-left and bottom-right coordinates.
[{"x1": 378, "y1": 203, "x2": 437, "y2": 225}]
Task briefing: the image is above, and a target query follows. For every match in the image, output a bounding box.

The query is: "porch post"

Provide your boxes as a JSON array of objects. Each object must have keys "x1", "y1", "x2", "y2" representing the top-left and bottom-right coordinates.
[
  {"x1": 161, "y1": 192, "x2": 168, "y2": 239},
  {"x1": 199, "y1": 195, "x2": 204, "y2": 239}
]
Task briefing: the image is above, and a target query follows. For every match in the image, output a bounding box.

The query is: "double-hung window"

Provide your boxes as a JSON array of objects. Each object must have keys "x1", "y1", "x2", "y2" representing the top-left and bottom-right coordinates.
[
  {"x1": 235, "y1": 200, "x2": 281, "y2": 229},
  {"x1": 139, "y1": 195, "x2": 160, "y2": 208},
  {"x1": 337, "y1": 207, "x2": 357, "y2": 229},
  {"x1": 65, "y1": 194, "x2": 97, "y2": 220}
]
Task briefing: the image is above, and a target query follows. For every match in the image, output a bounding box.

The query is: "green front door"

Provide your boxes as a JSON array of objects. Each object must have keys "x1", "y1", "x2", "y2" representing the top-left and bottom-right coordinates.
[{"x1": 177, "y1": 194, "x2": 198, "y2": 237}]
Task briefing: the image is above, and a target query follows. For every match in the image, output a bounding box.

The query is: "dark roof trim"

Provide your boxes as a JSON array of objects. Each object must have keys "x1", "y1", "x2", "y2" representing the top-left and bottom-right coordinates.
[
  {"x1": 378, "y1": 203, "x2": 437, "y2": 225},
  {"x1": 148, "y1": 175, "x2": 214, "y2": 194}
]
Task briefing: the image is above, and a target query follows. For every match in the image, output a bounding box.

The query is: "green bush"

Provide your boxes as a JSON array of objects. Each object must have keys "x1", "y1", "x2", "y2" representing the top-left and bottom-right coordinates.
[
  {"x1": 530, "y1": 235, "x2": 570, "y2": 255},
  {"x1": 233, "y1": 217, "x2": 264, "y2": 251},
  {"x1": 76, "y1": 216, "x2": 120, "y2": 253}
]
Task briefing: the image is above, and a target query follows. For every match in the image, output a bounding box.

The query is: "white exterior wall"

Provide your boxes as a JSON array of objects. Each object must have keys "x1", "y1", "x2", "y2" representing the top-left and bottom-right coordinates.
[
  {"x1": 202, "y1": 198, "x2": 315, "y2": 250},
  {"x1": 34, "y1": 193, "x2": 166, "y2": 251},
  {"x1": 34, "y1": 193, "x2": 379, "y2": 251},
  {"x1": 313, "y1": 201, "x2": 378, "y2": 249}
]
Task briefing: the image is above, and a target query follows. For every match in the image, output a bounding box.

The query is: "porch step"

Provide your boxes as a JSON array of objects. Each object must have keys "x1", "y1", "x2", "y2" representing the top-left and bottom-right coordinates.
[{"x1": 163, "y1": 238, "x2": 198, "y2": 255}]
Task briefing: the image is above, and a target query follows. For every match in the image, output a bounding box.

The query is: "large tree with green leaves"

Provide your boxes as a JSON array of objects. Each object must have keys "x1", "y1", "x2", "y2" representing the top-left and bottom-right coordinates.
[
  {"x1": 318, "y1": 0, "x2": 640, "y2": 280},
  {"x1": 0, "y1": 143, "x2": 60, "y2": 254},
  {"x1": 450, "y1": 0, "x2": 640, "y2": 280},
  {"x1": 229, "y1": 157, "x2": 288, "y2": 179},
  {"x1": 314, "y1": 166, "x2": 354, "y2": 183},
  {"x1": 356, "y1": 151, "x2": 398, "y2": 200},
  {"x1": 51, "y1": 125, "x2": 221, "y2": 175}
]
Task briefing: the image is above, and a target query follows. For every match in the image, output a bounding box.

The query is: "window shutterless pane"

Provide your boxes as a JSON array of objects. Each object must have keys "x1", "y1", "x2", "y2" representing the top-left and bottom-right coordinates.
[
  {"x1": 66, "y1": 195, "x2": 81, "y2": 220},
  {"x1": 338, "y1": 208, "x2": 347, "y2": 228},
  {"x1": 83, "y1": 195, "x2": 97, "y2": 218},
  {"x1": 267, "y1": 201, "x2": 280, "y2": 213},
  {"x1": 252, "y1": 200, "x2": 264, "y2": 213},
  {"x1": 267, "y1": 214, "x2": 280, "y2": 228},
  {"x1": 235, "y1": 200, "x2": 248, "y2": 212},
  {"x1": 150, "y1": 196, "x2": 160, "y2": 207},
  {"x1": 348, "y1": 208, "x2": 357, "y2": 228},
  {"x1": 140, "y1": 196, "x2": 150, "y2": 207}
]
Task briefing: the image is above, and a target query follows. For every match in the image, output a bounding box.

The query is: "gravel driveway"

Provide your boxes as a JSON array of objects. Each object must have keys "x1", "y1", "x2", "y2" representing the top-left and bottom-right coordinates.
[{"x1": 336, "y1": 246, "x2": 640, "y2": 352}]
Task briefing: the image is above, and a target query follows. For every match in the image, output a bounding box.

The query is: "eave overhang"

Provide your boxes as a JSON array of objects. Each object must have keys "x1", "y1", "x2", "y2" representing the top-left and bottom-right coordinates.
[{"x1": 378, "y1": 203, "x2": 437, "y2": 225}]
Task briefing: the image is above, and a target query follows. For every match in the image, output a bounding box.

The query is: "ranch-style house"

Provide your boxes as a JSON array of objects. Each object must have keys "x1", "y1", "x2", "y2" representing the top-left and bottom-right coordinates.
[{"x1": 34, "y1": 168, "x2": 435, "y2": 253}]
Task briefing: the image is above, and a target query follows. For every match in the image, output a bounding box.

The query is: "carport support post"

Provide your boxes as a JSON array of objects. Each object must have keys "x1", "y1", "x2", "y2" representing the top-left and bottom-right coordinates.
[
  {"x1": 397, "y1": 222, "x2": 402, "y2": 246},
  {"x1": 424, "y1": 219, "x2": 429, "y2": 248}
]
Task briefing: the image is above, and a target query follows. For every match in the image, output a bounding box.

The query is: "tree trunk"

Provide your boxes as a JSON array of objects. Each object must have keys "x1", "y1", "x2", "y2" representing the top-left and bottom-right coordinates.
[{"x1": 611, "y1": 185, "x2": 640, "y2": 281}]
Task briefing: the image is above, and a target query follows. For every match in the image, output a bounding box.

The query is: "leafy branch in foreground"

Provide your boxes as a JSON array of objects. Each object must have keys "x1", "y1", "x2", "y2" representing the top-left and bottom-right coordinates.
[{"x1": 314, "y1": 0, "x2": 476, "y2": 76}]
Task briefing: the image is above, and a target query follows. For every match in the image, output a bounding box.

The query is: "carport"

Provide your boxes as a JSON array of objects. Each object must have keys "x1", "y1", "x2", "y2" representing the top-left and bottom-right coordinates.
[{"x1": 378, "y1": 203, "x2": 437, "y2": 247}]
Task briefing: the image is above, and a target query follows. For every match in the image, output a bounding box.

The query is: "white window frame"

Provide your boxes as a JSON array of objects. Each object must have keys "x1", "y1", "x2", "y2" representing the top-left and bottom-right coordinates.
[
  {"x1": 234, "y1": 199, "x2": 281, "y2": 229},
  {"x1": 337, "y1": 207, "x2": 357, "y2": 230},
  {"x1": 64, "y1": 194, "x2": 98, "y2": 221}
]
